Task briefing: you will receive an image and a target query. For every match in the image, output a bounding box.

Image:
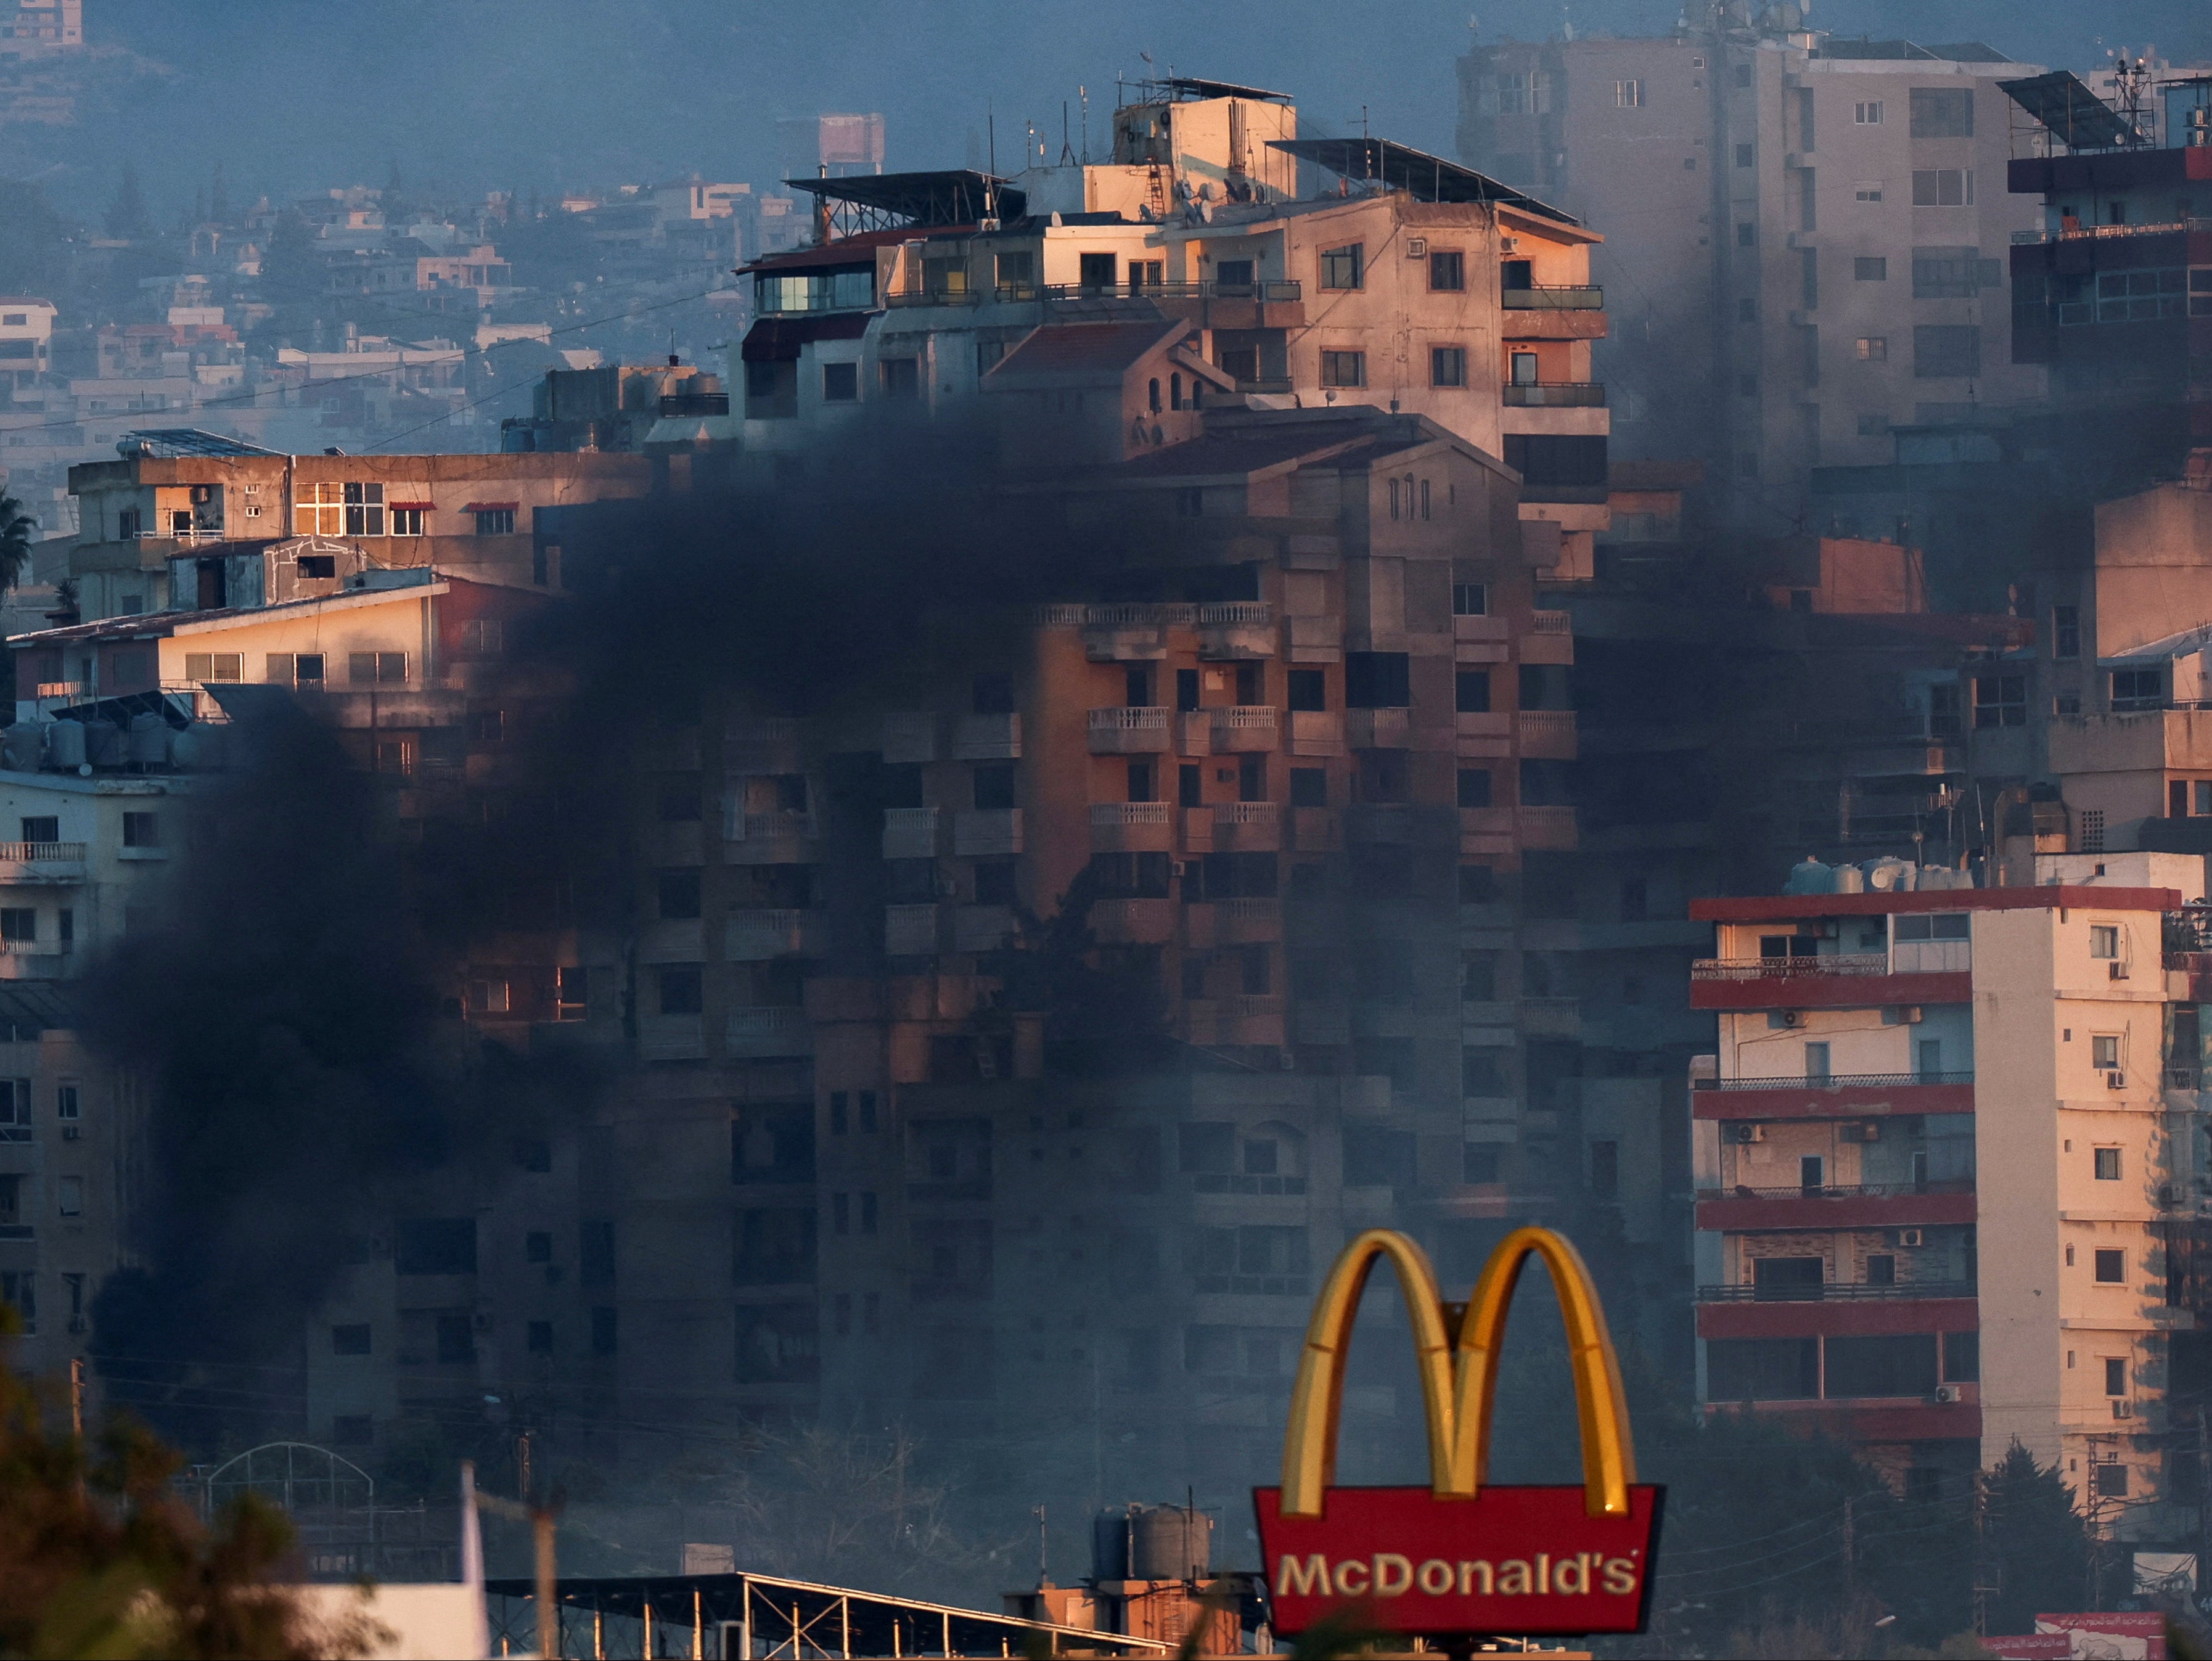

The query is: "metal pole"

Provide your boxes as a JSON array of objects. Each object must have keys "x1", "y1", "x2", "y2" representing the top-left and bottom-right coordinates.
[
  {"x1": 741, "y1": 1581, "x2": 750, "y2": 1661},
  {"x1": 535, "y1": 1511, "x2": 557, "y2": 1660},
  {"x1": 644, "y1": 1596, "x2": 652, "y2": 1660},
  {"x1": 841, "y1": 1594, "x2": 850, "y2": 1659},
  {"x1": 594, "y1": 1609, "x2": 604, "y2": 1661},
  {"x1": 692, "y1": 1589, "x2": 702, "y2": 1660},
  {"x1": 69, "y1": 1356, "x2": 84, "y2": 1501}
]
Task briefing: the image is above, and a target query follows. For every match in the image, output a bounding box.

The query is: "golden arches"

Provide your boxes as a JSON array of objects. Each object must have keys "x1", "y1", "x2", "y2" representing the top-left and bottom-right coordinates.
[{"x1": 1278, "y1": 1224, "x2": 1637, "y2": 1521}]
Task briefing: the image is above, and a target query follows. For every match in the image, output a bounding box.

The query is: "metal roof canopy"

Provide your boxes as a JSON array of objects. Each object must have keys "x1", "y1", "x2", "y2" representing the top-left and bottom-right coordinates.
[
  {"x1": 785, "y1": 170, "x2": 1026, "y2": 234},
  {"x1": 1266, "y1": 137, "x2": 1580, "y2": 225},
  {"x1": 1998, "y1": 70, "x2": 2144, "y2": 150},
  {"x1": 481, "y1": 1569, "x2": 1174, "y2": 1657},
  {"x1": 114, "y1": 428, "x2": 283, "y2": 459},
  {"x1": 1152, "y1": 75, "x2": 1290, "y2": 102}
]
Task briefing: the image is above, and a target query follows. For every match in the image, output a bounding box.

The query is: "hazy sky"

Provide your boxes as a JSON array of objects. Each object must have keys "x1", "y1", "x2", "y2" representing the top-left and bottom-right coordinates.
[{"x1": 54, "y1": 0, "x2": 2212, "y2": 218}]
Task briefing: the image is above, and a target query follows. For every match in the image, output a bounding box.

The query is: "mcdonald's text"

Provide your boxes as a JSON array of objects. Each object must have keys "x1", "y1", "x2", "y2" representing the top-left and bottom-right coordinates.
[{"x1": 1253, "y1": 1484, "x2": 1664, "y2": 1637}]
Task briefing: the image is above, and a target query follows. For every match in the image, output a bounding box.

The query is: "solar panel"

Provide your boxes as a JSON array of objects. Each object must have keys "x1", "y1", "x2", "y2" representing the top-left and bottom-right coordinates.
[
  {"x1": 114, "y1": 428, "x2": 282, "y2": 459},
  {"x1": 1266, "y1": 138, "x2": 1579, "y2": 225},
  {"x1": 1997, "y1": 70, "x2": 2143, "y2": 150}
]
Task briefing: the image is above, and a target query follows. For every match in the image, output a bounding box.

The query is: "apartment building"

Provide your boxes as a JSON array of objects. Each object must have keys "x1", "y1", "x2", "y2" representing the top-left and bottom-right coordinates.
[
  {"x1": 735, "y1": 78, "x2": 1611, "y2": 574},
  {"x1": 1457, "y1": 18, "x2": 2044, "y2": 520},
  {"x1": 0, "y1": 297, "x2": 55, "y2": 390},
  {"x1": 62, "y1": 428, "x2": 655, "y2": 621},
  {"x1": 1690, "y1": 853, "x2": 2200, "y2": 1531}
]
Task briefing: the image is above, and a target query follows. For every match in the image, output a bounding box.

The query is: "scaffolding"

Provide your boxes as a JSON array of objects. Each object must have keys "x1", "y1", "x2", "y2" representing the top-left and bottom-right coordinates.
[{"x1": 482, "y1": 1569, "x2": 1176, "y2": 1660}]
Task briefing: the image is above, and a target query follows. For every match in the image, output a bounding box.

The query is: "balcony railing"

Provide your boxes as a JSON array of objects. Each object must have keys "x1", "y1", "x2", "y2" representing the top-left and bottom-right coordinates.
[
  {"x1": 0, "y1": 842, "x2": 85, "y2": 863},
  {"x1": 1695, "y1": 1070, "x2": 1975, "y2": 1091},
  {"x1": 1530, "y1": 610, "x2": 1571, "y2": 636},
  {"x1": 1692, "y1": 955, "x2": 1892, "y2": 981},
  {"x1": 1090, "y1": 802, "x2": 1171, "y2": 828},
  {"x1": 1500, "y1": 285, "x2": 1604, "y2": 310},
  {"x1": 1502, "y1": 383, "x2": 1607, "y2": 407},
  {"x1": 1041, "y1": 279, "x2": 1303, "y2": 304},
  {"x1": 2012, "y1": 216, "x2": 2211, "y2": 245},
  {"x1": 1699, "y1": 1179, "x2": 1975, "y2": 1201},
  {"x1": 1698, "y1": 1280, "x2": 1976, "y2": 1303}
]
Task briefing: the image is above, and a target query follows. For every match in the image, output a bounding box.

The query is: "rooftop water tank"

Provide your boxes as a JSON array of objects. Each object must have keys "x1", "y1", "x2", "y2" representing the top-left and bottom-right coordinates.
[
  {"x1": 1833, "y1": 864, "x2": 1865, "y2": 893},
  {"x1": 1129, "y1": 1504, "x2": 1211, "y2": 1581},
  {"x1": 1, "y1": 722, "x2": 44, "y2": 773},
  {"x1": 1784, "y1": 857, "x2": 1833, "y2": 895},
  {"x1": 46, "y1": 720, "x2": 84, "y2": 771},
  {"x1": 127, "y1": 712, "x2": 168, "y2": 766},
  {"x1": 81, "y1": 719, "x2": 120, "y2": 768}
]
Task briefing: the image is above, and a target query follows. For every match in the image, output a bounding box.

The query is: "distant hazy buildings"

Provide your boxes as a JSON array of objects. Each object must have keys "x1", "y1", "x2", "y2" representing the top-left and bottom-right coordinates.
[{"x1": 1457, "y1": 7, "x2": 2046, "y2": 527}]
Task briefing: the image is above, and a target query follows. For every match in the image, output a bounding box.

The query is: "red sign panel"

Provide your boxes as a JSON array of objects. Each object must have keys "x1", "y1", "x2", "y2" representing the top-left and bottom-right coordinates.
[{"x1": 1253, "y1": 1484, "x2": 1664, "y2": 1637}]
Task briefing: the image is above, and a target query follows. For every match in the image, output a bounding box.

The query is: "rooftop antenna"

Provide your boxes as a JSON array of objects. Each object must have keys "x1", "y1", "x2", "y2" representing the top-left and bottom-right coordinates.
[
  {"x1": 1080, "y1": 84, "x2": 1091, "y2": 163},
  {"x1": 1060, "y1": 100, "x2": 1075, "y2": 166},
  {"x1": 986, "y1": 103, "x2": 997, "y2": 221},
  {"x1": 668, "y1": 327, "x2": 678, "y2": 369}
]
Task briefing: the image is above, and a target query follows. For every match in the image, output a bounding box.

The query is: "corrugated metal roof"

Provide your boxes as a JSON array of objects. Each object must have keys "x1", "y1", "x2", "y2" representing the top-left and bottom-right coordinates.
[
  {"x1": 989, "y1": 321, "x2": 1187, "y2": 379},
  {"x1": 740, "y1": 313, "x2": 873, "y2": 363}
]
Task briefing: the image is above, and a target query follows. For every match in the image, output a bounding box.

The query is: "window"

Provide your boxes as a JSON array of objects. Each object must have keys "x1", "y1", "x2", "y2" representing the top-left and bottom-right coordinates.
[
  {"x1": 2089, "y1": 925, "x2": 2119, "y2": 960},
  {"x1": 1706, "y1": 1337, "x2": 1819, "y2": 1401},
  {"x1": 1510, "y1": 351, "x2": 1539, "y2": 387},
  {"x1": 55, "y1": 1083, "x2": 77, "y2": 1123},
  {"x1": 1736, "y1": 221, "x2": 1756, "y2": 247},
  {"x1": 2105, "y1": 1355, "x2": 2128, "y2": 1396},
  {"x1": 1856, "y1": 337, "x2": 1887, "y2": 361},
  {"x1": 1971, "y1": 676, "x2": 2023, "y2": 730},
  {"x1": 2091, "y1": 1033, "x2": 2121, "y2": 1070},
  {"x1": 1615, "y1": 79, "x2": 1643, "y2": 107},
  {"x1": 1911, "y1": 170, "x2": 1974, "y2": 207},
  {"x1": 1854, "y1": 182, "x2": 1883, "y2": 202},
  {"x1": 183, "y1": 652, "x2": 242, "y2": 683},
  {"x1": 1344, "y1": 652, "x2": 1411, "y2": 708},
  {"x1": 343, "y1": 481, "x2": 385, "y2": 536},
  {"x1": 2112, "y1": 669, "x2": 2165, "y2": 712},
  {"x1": 1319, "y1": 244, "x2": 1364, "y2": 290},
  {"x1": 0, "y1": 909, "x2": 31, "y2": 943},
  {"x1": 1459, "y1": 863, "x2": 1496, "y2": 904},
  {"x1": 1452, "y1": 582, "x2": 1488, "y2": 617},
  {"x1": 1430, "y1": 345, "x2": 1467, "y2": 387},
  {"x1": 1456, "y1": 670, "x2": 1491, "y2": 713},
  {"x1": 57, "y1": 1175, "x2": 81, "y2": 1216},
  {"x1": 2094, "y1": 1147, "x2": 2121, "y2": 1181},
  {"x1": 121, "y1": 811, "x2": 160, "y2": 849},
  {"x1": 390, "y1": 506, "x2": 425, "y2": 536},
  {"x1": 1909, "y1": 87, "x2": 1975, "y2": 138},
  {"x1": 1457, "y1": 768, "x2": 1493, "y2": 808},
  {"x1": 526, "y1": 1320, "x2": 552, "y2": 1354},
  {"x1": 525, "y1": 1229, "x2": 552, "y2": 1264},
  {"x1": 473, "y1": 507, "x2": 516, "y2": 536},
  {"x1": 878, "y1": 357, "x2": 919, "y2": 398},
  {"x1": 1078, "y1": 252, "x2": 1116, "y2": 290},
  {"x1": 2054, "y1": 605, "x2": 2080, "y2": 659},
  {"x1": 658, "y1": 871, "x2": 702, "y2": 920},
  {"x1": 822, "y1": 362, "x2": 858, "y2": 401},
  {"x1": 1427, "y1": 249, "x2": 1465, "y2": 292},
  {"x1": 2094, "y1": 1249, "x2": 2125, "y2": 1284},
  {"x1": 1319, "y1": 350, "x2": 1366, "y2": 388},
  {"x1": 591, "y1": 1308, "x2": 618, "y2": 1355},
  {"x1": 1735, "y1": 142, "x2": 1754, "y2": 168},
  {"x1": 1824, "y1": 1334, "x2": 1938, "y2": 1398},
  {"x1": 657, "y1": 966, "x2": 703, "y2": 1016},
  {"x1": 459, "y1": 618, "x2": 504, "y2": 654},
  {"x1": 1855, "y1": 99, "x2": 1884, "y2": 125},
  {"x1": 2094, "y1": 1462, "x2": 2129, "y2": 1498},
  {"x1": 1288, "y1": 768, "x2": 1326, "y2": 808},
  {"x1": 348, "y1": 651, "x2": 406, "y2": 686},
  {"x1": 332, "y1": 1324, "x2": 371, "y2": 1356},
  {"x1": 972, "y1": 762, "x2": 1016, "y2": 811},
  {"x1": 1854, "y1": 256, "x2": 1888, "y2": 281},
  {"x1": 466, "y1": 709, "x2": 504, "y2": 743},
  {"x1": 292, "y1": 482, "x2": 345, "y2": 535},
  {"x1": 1287, "y1": 668, "x2": 1325, "y2": 712},
  {"x1": 467, "y1": 978, "x2": 510, "y2": 1015}
]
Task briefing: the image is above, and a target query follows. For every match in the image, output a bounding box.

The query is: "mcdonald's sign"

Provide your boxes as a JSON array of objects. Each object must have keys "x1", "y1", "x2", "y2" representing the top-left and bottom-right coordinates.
[{"x1": 1253, "y1": 1226, "x2": 1662, "y2": 1638}]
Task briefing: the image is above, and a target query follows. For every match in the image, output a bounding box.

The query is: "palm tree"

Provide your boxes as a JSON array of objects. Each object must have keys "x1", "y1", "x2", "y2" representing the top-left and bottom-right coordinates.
[{"x1": 0, "y1": 491, "x2": 33, "y2": 597}]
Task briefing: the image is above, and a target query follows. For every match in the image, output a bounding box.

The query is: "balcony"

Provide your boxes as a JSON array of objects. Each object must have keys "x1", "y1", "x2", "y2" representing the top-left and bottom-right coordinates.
[
  {"x1": 1691, "y1": 1070, "x2": 1976, "y2": 1119},
  {"x1": 1288, "y1": 710, "x2": 1343, "y2": 757},
  {"x1": 1502, "y1": 383, "x2": 1606, "y2": 407},
  {"x1": 724, "y1": 715, "x2": 801, "y2": 752},
  {"x1": 0, "y1": 842, "x2": 86, "y2": 884},
  {"x1": 1088, "y1": 707, "x2": 1171, "y2": 753},
  {"x1": 1078, "y1": 604, "x2": 1180, "y2": 662},
  {"x1": 1089, "y1": 800, "x2": 1171, "y2": 851},
  {"x1": 1501, "y1": 285, "x2": 1605, "y2": 310},
  {"x1": 881, "y1": 806, "x2": 939, "y2": 859},
  {"x1": 1517, "y1": 805, "x2": 1578, "y2": 849},
  {"x1": 1696, "y1": 1178, "x2": 1977, "y2": 1231},
  {"x1": 734, "y1": 811, "x2": 816, "y2": 844},
  {"x1": 951, "y1": 713, "x2": 1021, "y2": 760},
  {"x1": 637, "y1": 1014, "x2": 705, "y2": 1062},
  {"x1": 952, "y1": 904, "x2": 1014, "y2": 953},
  {"x1": 1516, "y1": 710, "x2": 1577, "y2": 758},
  {"x1": 1345, "y1": 708, "x2": 1410, "y2": 748},
  {"x1": 953, "y1": 808, "x2": 1023, "y2": 856},
  {"x1": 1689, "y1": 955, "x2": 1970, "y2": 1012},
  {"x1": 1185, "y1": 897, "x2": 1284, "y2": 948},
  {"x1": 1197, "y1": 602, "x2": 1275, "y2": 659},
  {"x1": 1211, "y1": 801, "x2": 1280, "y2": 851},
  {"x1": 725, "y1": 909, "x2": 825, "y2": 961},
  {"x1": 1208, "y1": 707, "x2": 1278, "y2": 752},
  {"x1": 885, "y1": 904, "x2": 940, "y2": 956},
  {"x1": 1518, "y1": 995, "x2": 1581, "y2": 1036},
  {"x1": 1091, "y1": 898, "x2": 1174, "y2": 944},
  {"x1": 726, "y1": 1006, "x2": 810, "y2": 1058},
  {"x1": 1697, "y1": 1280, "x2": 1976, "y2": 1305},
  {"x1": 882, "y1": 711, "x2": 938, "y2": 763}
]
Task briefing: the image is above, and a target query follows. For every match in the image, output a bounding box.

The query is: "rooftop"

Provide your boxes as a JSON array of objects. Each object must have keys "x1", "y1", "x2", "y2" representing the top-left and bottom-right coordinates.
[
  {"x1": 1268, "y1": 137, "x2": 1579, "y2": 226},
  {"x1": 114, "y1": 428, "x2": 282, "y2": 459},
  {"x1": 1692, "y1": 885, "x2": 2182, "y2": 922}
]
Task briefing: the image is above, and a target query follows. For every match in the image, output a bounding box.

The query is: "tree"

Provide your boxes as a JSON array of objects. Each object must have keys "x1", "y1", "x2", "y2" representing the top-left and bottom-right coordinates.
[
  {"x1": 1981, "y1": 1439, "x2": 2089, "y2": 1635},
  {"x1": 0, "y1": 180, "x2": 71, "y2": 295},
  {"x1": 0, "y1": 1313, "x2": 366, "y2": 1657},
  {"x1": 0, "y1": 490, "x2": 37, "y2": 599},
  {"x1": 104, "y1": 162, "x2": 150, "y2": 242}
]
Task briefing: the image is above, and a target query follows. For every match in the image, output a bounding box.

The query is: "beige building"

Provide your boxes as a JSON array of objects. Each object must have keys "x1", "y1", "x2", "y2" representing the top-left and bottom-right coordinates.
[
  {"x1": 1458, "y1": 18, "x2": 2044, "y2": 520},
  {"x1": 1692, "y1": 852, "x2": 2204, "y2": 1527},
  {"x1": 737, "y1": 79, "x2": 1612, "y2": 573}
]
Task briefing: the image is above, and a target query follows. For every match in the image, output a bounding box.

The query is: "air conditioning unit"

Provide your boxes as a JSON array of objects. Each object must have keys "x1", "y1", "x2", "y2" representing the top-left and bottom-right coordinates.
[
  {"x1": 2107, "y1": 1071, "x2": 2128, "y2": 1090},
  {"x1": 1731, "y1": 1123, "x2": 1766, "y2": 1144},
  {"x1": 1933, "y1": 1384, "x2": 1962, "y2": 1404},
  {"x1": 1500, "y1": 236, "x2": 1519, "y2": 252},
  {"x1": 1407, "y1": 236, "x2": 1428, "y2": 258},
  {"x1": 2112, "y1": 1400, "x2": 2134, "y2": 1420},
  {"x1": 190, "y1": 484, "x2": 214, "y2": 504},
  {"x1": 61, "y1": 1126, "x2": 80, "y2": 1141},
  {"x1": 2108, "y1": 961, "x2": 2131, "y2": 980},
  {"x1": 1775, "y1": 1010, "x2": 1804, "y2": 1028},
  {"x1": 1894, "y1": 1228, "x2": 1925, "y2": 1247}
]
